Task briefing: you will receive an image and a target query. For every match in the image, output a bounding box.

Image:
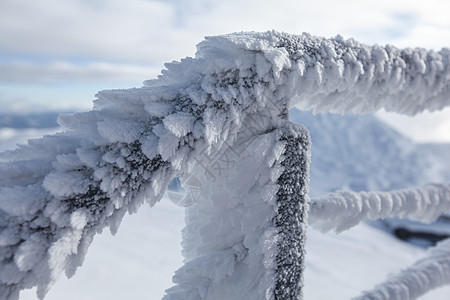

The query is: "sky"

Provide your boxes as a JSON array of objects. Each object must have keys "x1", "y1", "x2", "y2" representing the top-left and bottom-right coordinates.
[{"x1": 1, "y1": 0, "x2": 450, "y2": 141}]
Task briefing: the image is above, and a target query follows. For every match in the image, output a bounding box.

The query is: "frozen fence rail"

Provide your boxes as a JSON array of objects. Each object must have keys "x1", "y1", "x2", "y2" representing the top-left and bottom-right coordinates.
[{"x1": 309, "y1": 183, "x2": 450, "y2": 233}]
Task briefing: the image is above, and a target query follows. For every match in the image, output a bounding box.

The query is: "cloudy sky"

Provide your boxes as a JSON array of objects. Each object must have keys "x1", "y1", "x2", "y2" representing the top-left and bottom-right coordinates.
[{"x1": 1, "y1": 0, "x2": 450, "y2": 141}]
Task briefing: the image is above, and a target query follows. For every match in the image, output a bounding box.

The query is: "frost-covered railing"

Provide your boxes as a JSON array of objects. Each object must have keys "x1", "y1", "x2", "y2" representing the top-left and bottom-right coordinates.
[
  {"x1": 310, "y1": 183, "x2": 450, "y2": 234},
  {"x1": 1, "y1": 31, "x2": 450, "y2": 300}
]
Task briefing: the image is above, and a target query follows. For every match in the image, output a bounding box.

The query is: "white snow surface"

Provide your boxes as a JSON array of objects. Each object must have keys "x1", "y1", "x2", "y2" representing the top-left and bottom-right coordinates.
[
  {"x1": 355, "y1": 238, "x2": 450, "y2": 300},
  {"x1": 15, "y1": 199, "x2": 450, "y2": 300},
  {"x1": 2, "y1": 31, "x2": 450, "y2": 299}
]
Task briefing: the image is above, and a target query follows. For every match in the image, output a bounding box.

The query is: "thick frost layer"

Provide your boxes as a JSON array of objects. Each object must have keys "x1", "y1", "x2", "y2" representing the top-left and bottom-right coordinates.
[
  {"x1": 309, "y1": 183, "x2": 450, "y2": 233},
  {"x1": 1, "y1": 31, "x2": 450, "y2": 299},
  {"x1": 163, "y1": 122, "x2": 310, "y2": 300},
  {"x1": 198, "y1": 31, "x2": 450, "y2": 115},
  {"x1": 354, "y1": 238, "x2": 450, "y2": 300}
]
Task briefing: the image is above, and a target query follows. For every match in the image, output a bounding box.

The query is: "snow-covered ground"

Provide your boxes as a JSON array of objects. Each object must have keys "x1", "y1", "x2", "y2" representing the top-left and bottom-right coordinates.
[
  {"x1": 19, "y1": 200, "x2": 184, "y2": 300},
  {"x1": 2, "y1": 112, "x2": 450, "y2": 300},
  {"x1": 15, "y1": 199, "x2": 450, "y2": 300}
]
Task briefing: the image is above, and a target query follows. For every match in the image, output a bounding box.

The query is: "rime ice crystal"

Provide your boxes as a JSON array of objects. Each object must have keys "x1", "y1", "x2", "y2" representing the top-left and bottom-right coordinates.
[{"x1": 309, "y1": 183, "x2": 450, "y2": 233}]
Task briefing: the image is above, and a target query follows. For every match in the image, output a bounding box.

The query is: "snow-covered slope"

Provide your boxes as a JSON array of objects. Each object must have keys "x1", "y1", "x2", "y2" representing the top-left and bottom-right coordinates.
[
  {"x1": 418, "y1": 143, "x2": 450, "y2": 180},
  {"x1": 292, "y1": 108, "x2": 450, "y2": 196},
  {"x1": 1, "y1": 108, "x2": 449, "y2": 299}
]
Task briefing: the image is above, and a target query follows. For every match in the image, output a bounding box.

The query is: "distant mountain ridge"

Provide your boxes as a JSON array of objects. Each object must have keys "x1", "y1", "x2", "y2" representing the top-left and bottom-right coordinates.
[{"x1": 0, "y1": 112, "x2": 62, "y2": 128}]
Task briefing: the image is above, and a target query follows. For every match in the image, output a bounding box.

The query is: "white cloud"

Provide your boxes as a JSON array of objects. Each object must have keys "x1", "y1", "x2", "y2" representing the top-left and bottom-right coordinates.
[
  {"x1": 2, "y1": 0, "x2": 450, "y2": 64},
  {"x1": 0, "y1": 0, "x2": 198, "y2": 63}
]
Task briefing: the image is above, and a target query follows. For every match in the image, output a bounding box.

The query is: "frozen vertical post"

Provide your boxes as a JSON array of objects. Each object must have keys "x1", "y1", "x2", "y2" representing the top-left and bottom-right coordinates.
[
  {"x1": 164, "y1": 116, "x2": 310, "y2": 299},
  {"x1": 274, "y1": 124, "x2": 310, "y2": 299}
]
